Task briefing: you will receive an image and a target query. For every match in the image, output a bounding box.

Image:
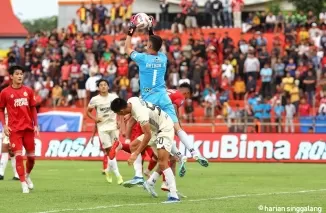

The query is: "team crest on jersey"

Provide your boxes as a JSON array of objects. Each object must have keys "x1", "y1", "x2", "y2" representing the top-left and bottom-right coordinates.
[
  {"x1": 23, "y1": 91, "x2": 28, "y2": 97},
  {"x1": 10, "y1": 94, "x2": 14, "y2": 98}
]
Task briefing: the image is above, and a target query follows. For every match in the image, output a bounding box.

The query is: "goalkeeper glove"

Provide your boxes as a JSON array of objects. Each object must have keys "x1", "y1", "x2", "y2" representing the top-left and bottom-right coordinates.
[
  {"x1": 127, "y1": 16, "x2": 136, "y2": 36},
  {"x1": 148, "y1": 16, "x2": 155, "y2": 36}
]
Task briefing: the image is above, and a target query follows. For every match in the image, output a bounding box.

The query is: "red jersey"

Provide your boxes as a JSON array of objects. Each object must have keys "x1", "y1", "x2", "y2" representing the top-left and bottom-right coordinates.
[
  {"x1": 0, "y1": 85, "x2": 36, "y2": 132},
  {"x1": 167, "y1": 89, "x2": 185, "y2": 108},
  {"x1": 131, "y1": 123, "x2": 143, "y2": 141}
]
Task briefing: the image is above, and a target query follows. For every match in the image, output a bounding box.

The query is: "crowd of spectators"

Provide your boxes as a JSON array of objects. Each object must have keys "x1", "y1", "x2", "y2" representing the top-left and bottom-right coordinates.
[{"x1": 1, "y1": 0, "x2": 326, "y2": 132}]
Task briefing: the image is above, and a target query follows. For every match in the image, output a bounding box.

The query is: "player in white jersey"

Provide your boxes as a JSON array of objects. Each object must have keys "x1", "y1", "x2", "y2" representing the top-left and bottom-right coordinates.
[
  {"x1": 111, "y1": 97, "x2": 180, "y2": 203},
  {"x1": 87, "y1": 79, "x2": 123, "y2": 185},
  {"x1": 0, "y1": 108, "x2": 19, "y2": 180}
]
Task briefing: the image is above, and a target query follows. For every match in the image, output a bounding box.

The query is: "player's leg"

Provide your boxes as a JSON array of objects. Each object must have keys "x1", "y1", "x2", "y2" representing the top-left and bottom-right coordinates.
[
  {"x1": 171, "y1": 141, "x2": 187, "y2": 177},
  {"x1": 160, "y1": 156, "x2": 187, "y2": 198},
  {"x1": 8, "y1": 142, "x2": 19, "y2": 180},
  {"x1": 122, "y1": 137, "x2": 145, "y2": 187},
  {"x1": 100, "y1": 142, "x2": 108, "y2": 175},
  {"x1": 10, "y1": 131, "x2": 29, "y2": 193},
  {"x1": 0, "y1": 142, "x2": 9, "y2": 180},
  {"x1": 108, "y1": 130, "x2": 123, "y2": 184},
  {"x1": 23, "y1": 130, "x2": 36, "y2": 190},
  {"x1": 156, "y1": 136, "x2": 180, "y2": 203},
  {"x1": 99, "y1": 131, "x2": 123, "y2": 184},
  {"x1": 174, "y1": 122, "x2": 209, "y2": 168},
  {"x1": 143, "y1": 147, "x2": 158, "y2": 178},
  {"x1": 102, "y1": 154, "x2": 108, "y2": 175}
]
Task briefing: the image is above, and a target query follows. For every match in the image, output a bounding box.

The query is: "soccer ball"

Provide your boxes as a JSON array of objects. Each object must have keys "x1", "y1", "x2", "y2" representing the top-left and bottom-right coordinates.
[{"x1": 133, "y1": 13, "x2": 153, "y2": 29}]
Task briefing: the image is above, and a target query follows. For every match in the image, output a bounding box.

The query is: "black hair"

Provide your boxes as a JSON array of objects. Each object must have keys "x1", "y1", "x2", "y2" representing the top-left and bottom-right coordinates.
[
  {"x1": 96, "y1": 79, "x2": 109, "y2": 88},
  {"x1": 8, "y1": 65, "x2": 25, "y2": 75},
  {"x1": 149, "y1": 35, "x2": 163, "y2": 52},
  {"x1": 110, "y1": 98, "x2": 128, "y2": 113},
  {"x1": 179, "y1": 82, "x2": 192, "y2": 94}
]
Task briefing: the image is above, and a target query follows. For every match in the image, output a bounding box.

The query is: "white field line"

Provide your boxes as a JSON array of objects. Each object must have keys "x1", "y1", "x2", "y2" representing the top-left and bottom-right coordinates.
[{"x1": 34, "y1": 188, "x2": 326, "y2": 213}]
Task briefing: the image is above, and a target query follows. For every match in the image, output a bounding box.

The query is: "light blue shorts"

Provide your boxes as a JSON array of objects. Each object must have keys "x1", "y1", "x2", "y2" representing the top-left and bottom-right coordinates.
[{"x1": 142, "y1": 92, "x2": 178, "y2": 123}]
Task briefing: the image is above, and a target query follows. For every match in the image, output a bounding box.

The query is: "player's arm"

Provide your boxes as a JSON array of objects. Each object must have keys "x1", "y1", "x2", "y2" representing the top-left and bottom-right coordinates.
[
  {"x1": 86, "y1": 98, "x2": 102, "y2": 123},
  {"x1": 0, "y1": 91, "x2": 5, "y2": 126},
  {"x1": 125, "y1": 19, "x2": 137, "y2": 56},
  {"x1": 173, "y1": 104, "x2": 179, "y2": 118},
  {"x1": 28, "y1": 89, "x2": 39, "y2": 135},
  {"x1": 125, "y1": 116, "x2": 137, "y2": 142},
  {"x1": 134, "y1": 122, "x2": 151, "y2": 155}
]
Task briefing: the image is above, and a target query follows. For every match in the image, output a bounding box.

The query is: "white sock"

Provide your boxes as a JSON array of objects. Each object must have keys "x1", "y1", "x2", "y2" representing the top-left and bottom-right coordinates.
[
  {"x1": 163, "y1": 168, "x2": 179, "y2": 199},
  {"x1": 0, "y1": 153, "x2": 9, "y2": 176},
  {"x1": 177, "y1": 130, "x2": 197, "y2": 156},
  {"x1": 109, "y1": 158, "x2": 121, "y2": 177},
  {"x1": 147, "y1": 172, "x2": 160, "y2": 186},
  {"x1": 106, "y1": 156, "x2": 111, "y2": 173},
  {"x1": 10, "y1": 157, "x2": 18, "y2": 178},
  {"x1": 171, "y1": 142, "x2": 183, "y2": 161},
  {"x1": 133, "y1": 154, "x2": 143, "y2": 178}
]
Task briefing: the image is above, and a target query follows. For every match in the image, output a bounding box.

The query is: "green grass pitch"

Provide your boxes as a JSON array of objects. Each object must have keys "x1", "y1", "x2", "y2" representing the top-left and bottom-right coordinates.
[{"x1": 0, "y1": 161, "x2": 325, "y2": 213}]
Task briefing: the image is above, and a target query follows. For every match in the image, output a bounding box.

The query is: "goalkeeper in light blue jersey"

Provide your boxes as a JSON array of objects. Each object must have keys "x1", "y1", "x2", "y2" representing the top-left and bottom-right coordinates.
[{"x1": 122, "y1": 18, "x2": 208, "y2": 190}]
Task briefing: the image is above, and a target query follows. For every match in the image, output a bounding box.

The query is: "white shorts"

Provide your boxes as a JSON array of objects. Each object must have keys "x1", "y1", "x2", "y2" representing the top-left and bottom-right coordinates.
[
  {"x1": 98, "y1": 130, "x2": 119, "y2": 149},
  {"x1": 137, "y1": 127, "x2": 174, "y2": 155}
]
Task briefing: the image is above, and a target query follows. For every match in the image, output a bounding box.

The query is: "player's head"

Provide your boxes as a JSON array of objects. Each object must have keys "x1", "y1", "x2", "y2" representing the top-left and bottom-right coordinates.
[
  {"x1": 8, "y1": 65, "x2": 25, "y2": 85},
  {"x1": 111, "y1": 98, "x2": 130, "y2": 115},
  {"x1": 96, "y1": 79, "x2": 109, "y2": 94},
  {"x1": 147, "y1": 35, "x2": 163, "y2": 53},
  {"x1": 179, "y1": 83, "x2": 192, "y2": 99}
]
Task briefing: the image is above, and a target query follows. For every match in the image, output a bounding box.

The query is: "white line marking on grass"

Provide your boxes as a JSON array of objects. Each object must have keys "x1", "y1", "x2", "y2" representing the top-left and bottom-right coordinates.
[{"x1": 34, "y1": 188, "x2": 326, "y2": 213}]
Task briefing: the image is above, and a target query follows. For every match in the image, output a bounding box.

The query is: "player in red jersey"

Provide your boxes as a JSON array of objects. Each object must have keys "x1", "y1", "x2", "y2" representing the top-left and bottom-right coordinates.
[{"x1": 0, "y1": 65, "x2": 39, "y2": 193}]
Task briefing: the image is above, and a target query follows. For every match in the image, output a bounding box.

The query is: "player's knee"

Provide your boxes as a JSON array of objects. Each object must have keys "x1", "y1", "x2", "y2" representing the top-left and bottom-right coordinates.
[{"x1": 158, "y1": 161, "x2": 169, "y2": 171}]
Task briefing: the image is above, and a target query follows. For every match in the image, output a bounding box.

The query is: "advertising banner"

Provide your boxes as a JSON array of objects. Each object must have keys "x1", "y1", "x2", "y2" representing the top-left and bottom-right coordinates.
[{"x1": 11, "y1": 133, "x2": 326, "y2": 163}]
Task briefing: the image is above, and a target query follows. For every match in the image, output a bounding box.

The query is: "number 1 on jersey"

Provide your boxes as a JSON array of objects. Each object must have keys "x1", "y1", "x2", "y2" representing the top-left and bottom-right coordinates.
[{"x1": 152, "y1": 69, "x2": 157, "y2": 86}]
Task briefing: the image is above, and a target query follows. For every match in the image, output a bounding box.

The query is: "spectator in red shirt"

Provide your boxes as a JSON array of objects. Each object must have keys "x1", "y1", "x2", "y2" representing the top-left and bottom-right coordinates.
[
  {"x1": 70, "y1": 59, "x2": 81, "y2": 79},
  {"x1": 61, "y1": 60, "x2": 71, "y2": 82},
  {"x1": 298, "y1": 98, "x2": 311, "y2": 117}
]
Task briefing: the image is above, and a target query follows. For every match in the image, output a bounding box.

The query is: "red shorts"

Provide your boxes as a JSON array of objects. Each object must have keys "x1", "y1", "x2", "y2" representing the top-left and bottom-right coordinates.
[
  {"x1": 9, "y1": 130, "x2": 35, "y2": 153},
  {"x1": 131, "y1": 123, "x2": 143, "y2": 141}
]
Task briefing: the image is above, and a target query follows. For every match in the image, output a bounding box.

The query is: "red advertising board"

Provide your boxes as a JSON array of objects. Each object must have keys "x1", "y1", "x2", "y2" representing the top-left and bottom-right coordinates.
[{"x1": 2, "y1": 133, "x2": 326, "y2": 163}]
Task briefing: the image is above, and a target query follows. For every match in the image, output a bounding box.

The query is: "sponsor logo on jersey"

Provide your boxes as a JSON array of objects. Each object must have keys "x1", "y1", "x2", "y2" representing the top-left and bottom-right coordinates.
[
  {"x1": 14, "y1": 98, "x2": 28, "y2": 107},
  {"x1": 99, "y1": 106, "x2": 110, "y2": 113}
]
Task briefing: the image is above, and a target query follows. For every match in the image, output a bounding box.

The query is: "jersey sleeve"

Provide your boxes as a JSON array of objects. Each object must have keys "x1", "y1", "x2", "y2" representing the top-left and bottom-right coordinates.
[
  {"x1": 28, "y1": 88, "x2": 37, "y2": 107},
  {"x1": 88, "y1": 97, "x2": 96, "y2": 109},
  {"x1": 0, "y1": 90, "x2": 7, "y2": 109},
  {"x1": 130, "y1": 51, "x2": 146, "y2": 65},
  {"x1": 173, "y1": 98, "x2": 185, "y2": 108}
]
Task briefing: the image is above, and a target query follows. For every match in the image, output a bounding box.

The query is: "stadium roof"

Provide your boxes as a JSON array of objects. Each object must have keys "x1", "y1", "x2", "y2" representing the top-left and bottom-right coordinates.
[{"x1": 0, "y1": 0, "x2": 28, "y2": 37}]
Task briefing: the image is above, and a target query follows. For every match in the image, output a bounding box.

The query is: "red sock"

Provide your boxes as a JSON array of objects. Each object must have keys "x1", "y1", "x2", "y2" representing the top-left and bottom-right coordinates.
[
  {"x1": 26, "y1": 156, "x2": 35, "y2": 174},
  {"x1": 103, "y1": 155, "x2": 108, "y2": 170},
  {"x1": 15, "y1": 155, "x2": 26, "y2": 182},
  {"x1": 121, "y1": 143, "x2": 131, "y2": 153},
  {"x1": 147, "y1": 158, "x2": 157, "y2": 171}
]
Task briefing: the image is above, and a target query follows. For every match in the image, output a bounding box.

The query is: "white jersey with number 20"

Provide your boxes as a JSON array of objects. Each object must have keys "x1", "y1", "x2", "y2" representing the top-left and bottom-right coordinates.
[{"x1": 128, "y1": 97, "x2": 173, "y2": 133}]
